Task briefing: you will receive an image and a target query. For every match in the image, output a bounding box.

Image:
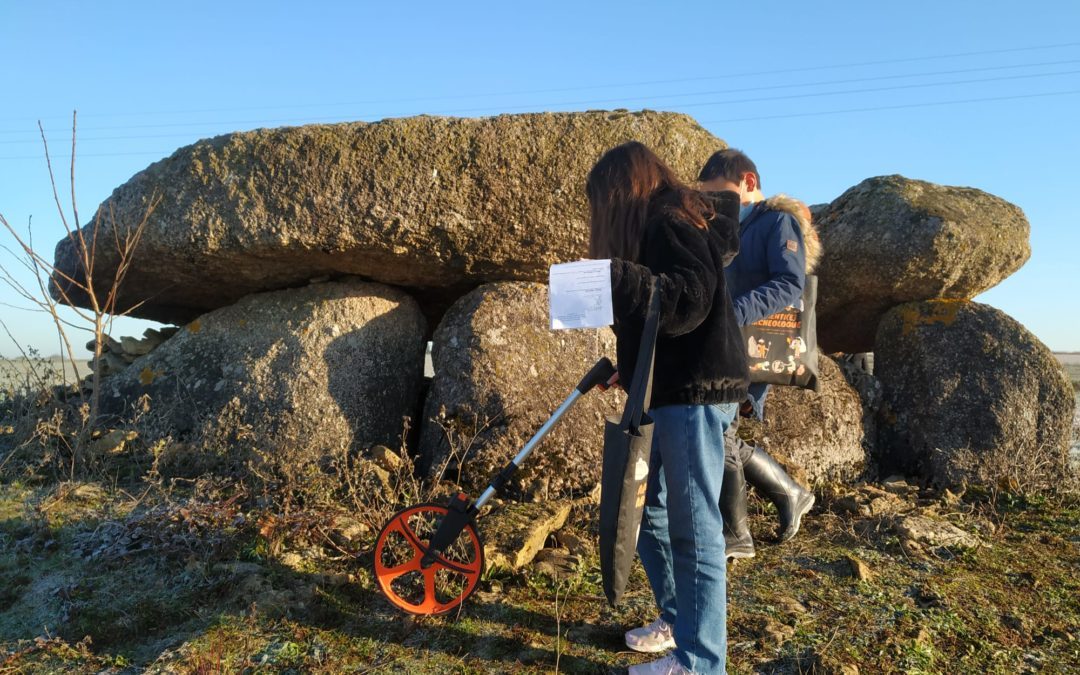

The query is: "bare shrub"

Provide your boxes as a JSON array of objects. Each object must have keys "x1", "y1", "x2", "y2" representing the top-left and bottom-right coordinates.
[{"x1": 0, "y1": 112, "x2": 159, "y2": 474}]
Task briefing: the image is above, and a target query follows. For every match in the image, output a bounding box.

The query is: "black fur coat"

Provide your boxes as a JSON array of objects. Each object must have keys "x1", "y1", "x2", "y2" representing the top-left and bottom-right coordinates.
[{"x1": 609, "y1": 195, "x2": 750, "y2": 408}]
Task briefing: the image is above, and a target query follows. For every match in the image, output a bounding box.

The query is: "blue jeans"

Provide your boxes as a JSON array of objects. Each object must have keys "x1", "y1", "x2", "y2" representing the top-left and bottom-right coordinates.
[{"x1": 637, "y1": 402, "x2": 738, "y2": 674}]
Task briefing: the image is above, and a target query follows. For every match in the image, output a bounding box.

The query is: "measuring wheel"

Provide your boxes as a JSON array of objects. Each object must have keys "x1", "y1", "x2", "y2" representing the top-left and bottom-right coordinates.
[
  {"x1": 371, "y1": 358, "x2": 616, "y2": 616},
  {"x1": 373, "y1": 501, "x2": 485, "y2": 615}
]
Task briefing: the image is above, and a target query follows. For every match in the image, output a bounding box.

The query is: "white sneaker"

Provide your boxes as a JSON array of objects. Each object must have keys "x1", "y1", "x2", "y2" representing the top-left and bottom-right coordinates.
[
  {"x1": 625, "y1": 617, "x2": 675, "y2": 653},
  {"x1": 628, "y1": 652, "x2": 692, "y2": 674}
]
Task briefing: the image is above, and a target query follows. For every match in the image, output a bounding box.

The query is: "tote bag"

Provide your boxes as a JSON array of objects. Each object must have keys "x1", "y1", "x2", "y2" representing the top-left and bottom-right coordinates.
[
  {"x1": 741, "y1": 274, "x2": 820, "y2": 391},
  {"x1": 598, "y1": 281, "x2": 659, "y2": 606}
]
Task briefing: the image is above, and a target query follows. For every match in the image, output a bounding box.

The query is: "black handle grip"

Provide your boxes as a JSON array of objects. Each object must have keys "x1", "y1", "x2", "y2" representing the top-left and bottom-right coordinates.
[{"x1": 576, "y1": 357, "x2": 617, "y2": 394}]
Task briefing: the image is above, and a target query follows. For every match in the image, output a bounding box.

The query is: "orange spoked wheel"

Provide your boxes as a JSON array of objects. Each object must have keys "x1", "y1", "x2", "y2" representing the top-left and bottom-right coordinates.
[{"x1": 373, "y1": 502, "x2": 485, "y2": 615}]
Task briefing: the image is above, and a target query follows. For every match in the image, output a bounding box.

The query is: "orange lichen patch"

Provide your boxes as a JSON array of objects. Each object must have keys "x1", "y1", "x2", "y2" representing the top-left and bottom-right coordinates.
[
  {"x1": 139, "y1": 367, "x2": 162, "y2": 385},
  {"x1": 188, "y1": 319, "x2": 202, "y2": 334},
  {"x1": 897, "y1": 299, "x2": 965, "y2": 336}
]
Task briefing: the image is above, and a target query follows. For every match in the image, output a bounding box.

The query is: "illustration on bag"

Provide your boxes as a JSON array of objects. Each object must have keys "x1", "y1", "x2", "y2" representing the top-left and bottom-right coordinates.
[
  {"x1": 745, "y1": 305, "x2": 805, "y2": 374},
  {"x1": 739, "y1": 273, "x2": 820, "y2": 391}
]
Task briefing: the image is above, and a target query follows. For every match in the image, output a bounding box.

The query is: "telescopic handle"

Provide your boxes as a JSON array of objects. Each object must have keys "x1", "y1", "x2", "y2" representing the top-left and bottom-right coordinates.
[{"x1": 576, "y1": 357, "x2": 617, "y2": 394}]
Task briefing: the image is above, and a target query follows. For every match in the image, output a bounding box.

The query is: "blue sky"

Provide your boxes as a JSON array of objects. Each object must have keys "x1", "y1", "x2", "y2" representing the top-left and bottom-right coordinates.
[{"x1": 1, "y1": 1, "x2": 1078, "y2": 356}]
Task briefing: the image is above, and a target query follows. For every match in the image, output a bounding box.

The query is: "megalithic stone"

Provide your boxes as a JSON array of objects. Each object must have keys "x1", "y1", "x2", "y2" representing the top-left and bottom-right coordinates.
[{"x1": 50, "y1": 111, "x2": 726, "y2": 329}]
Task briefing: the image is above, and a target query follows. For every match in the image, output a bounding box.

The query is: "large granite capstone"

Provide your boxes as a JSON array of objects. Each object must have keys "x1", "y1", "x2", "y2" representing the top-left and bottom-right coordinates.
[{"x1": 51, "y1": 111, "x2": 725, "y2": 326}]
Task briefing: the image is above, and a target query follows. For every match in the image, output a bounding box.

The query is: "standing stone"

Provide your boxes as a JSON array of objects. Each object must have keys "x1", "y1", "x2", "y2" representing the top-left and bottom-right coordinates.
[
  {"x1": 100, "y1": 281, "x2": 426, "y2": 476},
  {"x1": 813, "y1": 175, "x2": 1030, "y2": 353},
  {"x1": 418, "y1": 282, "x2": 622, "y2": 498},
  {"x1": 735, "y1": 356, "x2": 868, "y2": 485},
  {"x1": 875, "y1": 300, "x2": 1074, "y2": 491},
  {"x1": 51, "y1": 111, "x2": 726, "y2": 326}
]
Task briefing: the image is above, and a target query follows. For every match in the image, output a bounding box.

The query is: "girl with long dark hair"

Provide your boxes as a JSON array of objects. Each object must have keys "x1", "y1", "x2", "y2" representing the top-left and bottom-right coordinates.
[{"x1": 588, "y1": 142, "x2": 748, "y2": 674}]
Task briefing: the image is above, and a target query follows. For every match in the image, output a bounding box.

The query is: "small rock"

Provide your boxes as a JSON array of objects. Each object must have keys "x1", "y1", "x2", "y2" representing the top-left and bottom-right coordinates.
[
  {"x1": 834, "y1": 495, "x2": 871, "y2": 517},
  {"x1": 145, "y1": 326, "x2": 179, "y2": 342},
  {"x1": 748, "y1": 617, "x2": 796, "y2": 647},
  {"x1": 893, "y1": 513, "x2": 981, "y2": 553},
  {"x1": 867, "y1": 495, "x2": 904, "y2": 517},
  {"x1": 370, "y1": 445, "x2": 404, "y2": 472},
  {"x1": 531, "y1": 548, "x2": 580, "y2": 577},
  {"x1": 845, "y1": 555, "x2": 874, "y2": 581},
  {"x1": 102, "y1": 351, "x2": 130, "y2": 373},
  {"x1": 940, "y1": 488, "x2": 962, "y2": 507},
  {"x1": 359, "y1": 460, "x2": 392, "y2": 493},
  {"x1": 121, "y1": 335, "x2": 155, "y2": 356},
  {"x1": 316, "y1": 572, "x2": 350, "y2": 587},
  {"x1": 882, "y1": 475, "x2": 919, "y2": 497},
  {"x1": 89, "y1": 429, "x2": 138, "y2": 455},
  {"x1": 554, "y1": 529, "x2": 591, "y2": 555},
  {"x1": 776, "y1": 596, "x2": 808, "y2": 614},
  {"x1": 333, "y1": 516, "x2": 370, "y2": 543},
  {"x1": 86, "y1": 336, "x2": 123, "y2": 353}
]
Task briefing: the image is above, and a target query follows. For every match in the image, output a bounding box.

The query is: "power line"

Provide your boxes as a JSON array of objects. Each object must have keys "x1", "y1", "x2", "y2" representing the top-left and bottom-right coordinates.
[
  {"x1": 699, "y1": 88, "x2": 1080, "y2": 123},
  {"x1": 671, "y1": 68, "x2": 1080, "y2": 110},
  {"x1": 4, "y1": 39, "x2": 1079, "y2": 128},
  {"x1": 2, "y1": 66, "x2": 1077, "y2": 145},
  {"x1": 2, "y1": 88, "x2": 1076, "y2": 161},
  {"x1": 0, "y1": 149, "x2": 176, "y2": 161}
]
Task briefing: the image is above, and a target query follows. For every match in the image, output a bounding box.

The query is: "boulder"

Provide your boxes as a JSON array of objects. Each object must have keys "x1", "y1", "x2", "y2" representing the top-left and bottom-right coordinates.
[
  {"x1": 737, "y1": 356, "x2": 868, "y2": 484},
  {"x1": 418, "y1": 282, "x2": 622, "y2": 498},
  {"x1": 834, "y1": 355, "x2": 886, "y2": 474},
  {"x1": 51, "y1": 111, "x2": 726, "y2": 327},
  {"x1": 99, "y1": 280, "x2": 426, "y2": 475},
  {"x1": 875, "y1": 300, "x2": 1074, "y2": 491},
  {"x1": 813, "y1": 175, "x2": 1030, "y2": 353}
]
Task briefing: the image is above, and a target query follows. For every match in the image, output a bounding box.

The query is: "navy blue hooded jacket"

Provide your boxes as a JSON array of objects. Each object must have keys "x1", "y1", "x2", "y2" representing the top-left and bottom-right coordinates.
[
  {"x1": 718, "y1": 196, "x2": 819, "y2": 418},
  {"x1": 725, "y1": 201, "x2": 807, "y2": 326}
]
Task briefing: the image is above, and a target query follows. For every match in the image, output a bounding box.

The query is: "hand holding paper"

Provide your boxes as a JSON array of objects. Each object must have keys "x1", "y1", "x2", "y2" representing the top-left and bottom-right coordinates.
[{"x1": 549, "y1": 259, "x2": 614, "y2": 330}]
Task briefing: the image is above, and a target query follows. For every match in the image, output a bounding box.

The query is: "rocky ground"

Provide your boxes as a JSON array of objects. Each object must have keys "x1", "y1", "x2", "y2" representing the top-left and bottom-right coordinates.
[{"x1": 1, "y1": 435, "x2": 1078, "y2": 674}]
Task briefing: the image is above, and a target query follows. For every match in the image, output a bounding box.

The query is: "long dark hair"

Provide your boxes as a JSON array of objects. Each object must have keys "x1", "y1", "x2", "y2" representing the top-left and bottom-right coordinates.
[{"x1": 587, "y1": 142, "x2": 711, "y2": 262}]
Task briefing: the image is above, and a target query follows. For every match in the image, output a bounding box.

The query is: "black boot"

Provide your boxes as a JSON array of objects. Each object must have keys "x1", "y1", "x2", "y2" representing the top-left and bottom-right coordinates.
[
  {"x1": 742, "y1": 447, "x2": 815, "y2": 542},
  {"x1": 721, "y1": 462, "x2": 755, "y2": 559}
]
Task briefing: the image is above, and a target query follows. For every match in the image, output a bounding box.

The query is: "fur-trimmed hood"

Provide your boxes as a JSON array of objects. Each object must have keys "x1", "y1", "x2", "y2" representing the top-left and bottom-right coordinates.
[{"x1": 762, "y1": 194, "x2": 822, "y2": 274}]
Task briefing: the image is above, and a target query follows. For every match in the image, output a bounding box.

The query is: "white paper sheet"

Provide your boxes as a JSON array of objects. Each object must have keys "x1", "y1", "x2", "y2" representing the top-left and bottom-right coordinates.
[{"x1": 549, "y1": 259, "x2": 613, "y2": 330}]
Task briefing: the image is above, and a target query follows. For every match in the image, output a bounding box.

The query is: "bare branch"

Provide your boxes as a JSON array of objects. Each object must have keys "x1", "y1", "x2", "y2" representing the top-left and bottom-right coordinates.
[
  {"x1": 70, "y1": 111, "x2": 80, "y2": 231},
  {"x1": 0, "y1": 213, "x2": 91, "y2": 293},
  {"x1": 38, "y1": 121, "x2": 73, "y2": 239}
]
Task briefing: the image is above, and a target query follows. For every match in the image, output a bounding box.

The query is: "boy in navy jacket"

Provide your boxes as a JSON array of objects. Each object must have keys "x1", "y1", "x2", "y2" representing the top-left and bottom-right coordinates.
[{"x1": 699, "y1": 149, "x2": 819, "y2": 559}]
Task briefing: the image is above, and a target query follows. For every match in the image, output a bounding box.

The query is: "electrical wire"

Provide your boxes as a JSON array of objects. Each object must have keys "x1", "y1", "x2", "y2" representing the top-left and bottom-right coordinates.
[
  {"x1": 4, "y1": 39, "x2": 1079, "y2": 129},
  {"x1": 2, "y1": 64, "x2": 1077, "y2": 144}
]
